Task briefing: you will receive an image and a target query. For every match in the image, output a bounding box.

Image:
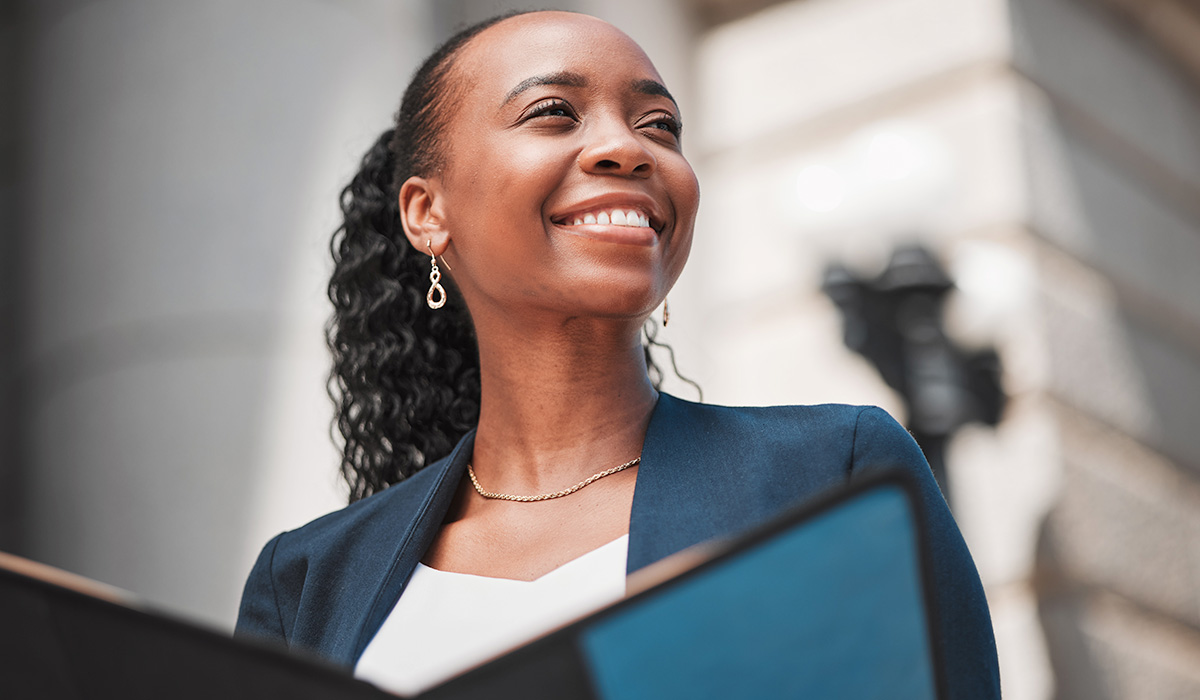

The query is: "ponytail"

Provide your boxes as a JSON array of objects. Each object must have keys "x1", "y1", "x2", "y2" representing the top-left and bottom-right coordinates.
[{"x1": 327, "y1": 126, "x2": 480, "y2": 502}]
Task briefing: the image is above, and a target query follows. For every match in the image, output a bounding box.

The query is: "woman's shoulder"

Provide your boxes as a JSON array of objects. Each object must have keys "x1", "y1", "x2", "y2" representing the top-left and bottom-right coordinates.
[
  {"x1": 663, "y1": 391, "x2": 885, "y2": 420},
  {"x1": 655, "y1": 394, "x2": 929, "y2": 490},
  {"x1": 235, "y1": 449, "x2": 464, "y2": 650},
  {"x1": 658, "y1": 392, "x2": 908, "y2": 446},
  {"x1": 269, "y1": 451, "x2": 456, "y2": 558}
]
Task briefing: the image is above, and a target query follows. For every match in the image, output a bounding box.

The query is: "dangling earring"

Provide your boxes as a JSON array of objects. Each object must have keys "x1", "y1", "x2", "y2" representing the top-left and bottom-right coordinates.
[
  {"x1": 426, "y1": 241, "x2": 447, "y2": 310},
  {"x1": 662, "y1": 298, "x2": 670, "y2": 327}
]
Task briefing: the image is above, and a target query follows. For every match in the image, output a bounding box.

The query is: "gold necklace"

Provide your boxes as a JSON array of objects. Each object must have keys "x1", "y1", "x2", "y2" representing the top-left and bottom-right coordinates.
[{"x1": 467, "y1": 457, "x2": 640, "y2": 502}]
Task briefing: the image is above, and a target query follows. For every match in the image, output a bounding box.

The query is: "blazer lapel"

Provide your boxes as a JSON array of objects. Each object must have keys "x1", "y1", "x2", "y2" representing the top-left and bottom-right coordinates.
[
  {"x1": 628, "y1": 392, "x2": 742, "y2": 573},
  {"x1": 349, "y1": 429, "x2": 475, "y2": 663}
]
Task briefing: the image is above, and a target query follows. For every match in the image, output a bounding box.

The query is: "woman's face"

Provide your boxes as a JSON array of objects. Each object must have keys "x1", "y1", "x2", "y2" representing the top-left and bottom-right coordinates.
[{"x1": 414, "y1": 12, "x2": 699, "y2": 325}]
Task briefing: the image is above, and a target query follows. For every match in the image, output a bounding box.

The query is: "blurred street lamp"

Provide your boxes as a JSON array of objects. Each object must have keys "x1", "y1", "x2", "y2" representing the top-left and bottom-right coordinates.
[{"x1": 823, "y1": 245, "x2": 1005, "y2": 507}]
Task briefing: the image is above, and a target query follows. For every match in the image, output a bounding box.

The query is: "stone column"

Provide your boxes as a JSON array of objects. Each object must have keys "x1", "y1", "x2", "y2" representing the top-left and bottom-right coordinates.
[
  {"x1": 18, "y1": 0, "x2": 430, "y2": 628},
  {"x1": 689, "y1": 0, "x2": 1200, "y2": 697},
  {"x1": 1008, "y1": 0, "x2": 1200, "y2": 695}
]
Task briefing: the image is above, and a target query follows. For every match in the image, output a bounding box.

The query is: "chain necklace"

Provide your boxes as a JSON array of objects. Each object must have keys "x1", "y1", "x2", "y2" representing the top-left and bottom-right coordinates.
[{"x1": 467, "y1": 457, "x2": 641, "y2": 502}]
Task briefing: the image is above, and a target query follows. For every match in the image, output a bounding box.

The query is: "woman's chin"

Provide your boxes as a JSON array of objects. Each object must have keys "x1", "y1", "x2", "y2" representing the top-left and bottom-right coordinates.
[{"x1": 561, "y1": 288, "x2": 665, "y2": 325}]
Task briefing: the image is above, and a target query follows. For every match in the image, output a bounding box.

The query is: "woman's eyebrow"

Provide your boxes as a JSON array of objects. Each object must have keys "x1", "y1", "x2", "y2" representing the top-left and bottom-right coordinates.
[
  {"x1": 502, "y1": 71, "x2": 587, "y2": 105},
  {"x1": 632, "y1": 78, "x2": 677, "y2": 107},
  {"x1": 500, "y1": 73, "x2": 678, "y2": 108}
]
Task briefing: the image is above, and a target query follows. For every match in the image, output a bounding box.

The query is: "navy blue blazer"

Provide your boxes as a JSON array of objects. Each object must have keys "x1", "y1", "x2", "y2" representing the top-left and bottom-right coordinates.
[{"x1": 237, "y1": 393, "x2": 1001, "y2": 698}]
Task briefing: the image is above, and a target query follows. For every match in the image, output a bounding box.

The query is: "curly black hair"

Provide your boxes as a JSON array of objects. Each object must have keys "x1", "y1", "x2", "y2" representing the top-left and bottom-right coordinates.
[{"x1": 328, "y1": 11, "x2": 695, "y2": 503}]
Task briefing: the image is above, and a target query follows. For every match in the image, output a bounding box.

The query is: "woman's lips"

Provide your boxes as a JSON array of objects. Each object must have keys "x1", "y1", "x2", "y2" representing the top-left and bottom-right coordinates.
[
  {"x1": 551, "y1": 205, "x2": 660, "y2": 231},
  {"x1": 553, "y1": 218, "x2": 657, "y2": 246},
  {"x1": 561, "y1": 207, "x2": 651, "y2": 229},
  {"x1": 550, "y1": 200, "x2": 664, "y2": 246}
]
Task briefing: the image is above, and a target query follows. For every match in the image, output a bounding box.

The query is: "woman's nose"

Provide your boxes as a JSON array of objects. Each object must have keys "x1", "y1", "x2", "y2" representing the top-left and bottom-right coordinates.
[{"x1": 578, "y1": 121, "x2": 656, "y2": 178}]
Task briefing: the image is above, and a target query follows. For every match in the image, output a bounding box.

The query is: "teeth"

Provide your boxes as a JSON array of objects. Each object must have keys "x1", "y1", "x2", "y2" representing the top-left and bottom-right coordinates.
[{"x1": 564, "y1": 209, "x2": 652, "y2": 228}]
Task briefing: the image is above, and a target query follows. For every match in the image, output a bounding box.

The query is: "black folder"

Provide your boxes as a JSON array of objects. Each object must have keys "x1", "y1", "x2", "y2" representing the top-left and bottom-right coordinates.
[{"x1": 1, "y1": 471, "x2": 943, "y2": 699}]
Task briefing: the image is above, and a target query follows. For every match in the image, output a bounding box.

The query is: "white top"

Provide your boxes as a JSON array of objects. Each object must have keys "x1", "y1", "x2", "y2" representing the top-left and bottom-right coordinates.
[{"x1": 355, "y1": 535, "x2": 629, "y2": 697}]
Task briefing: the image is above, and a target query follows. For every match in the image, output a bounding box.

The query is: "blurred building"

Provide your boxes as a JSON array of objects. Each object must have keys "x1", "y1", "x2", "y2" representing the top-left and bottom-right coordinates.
[{"x1": 2, "y1": 0, "x2": 1199, "y2": 698}]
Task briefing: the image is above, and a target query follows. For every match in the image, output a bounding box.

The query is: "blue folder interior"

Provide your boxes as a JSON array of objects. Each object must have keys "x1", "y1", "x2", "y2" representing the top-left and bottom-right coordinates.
[{"x1": 579, "y1": 484, "x2": 936, "y2": 700}]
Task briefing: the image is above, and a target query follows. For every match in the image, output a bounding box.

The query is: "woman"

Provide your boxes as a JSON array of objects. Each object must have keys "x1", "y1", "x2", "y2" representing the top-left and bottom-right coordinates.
[{"x1": 237, "y1": 10, "x2": 1000, "y2": 698}]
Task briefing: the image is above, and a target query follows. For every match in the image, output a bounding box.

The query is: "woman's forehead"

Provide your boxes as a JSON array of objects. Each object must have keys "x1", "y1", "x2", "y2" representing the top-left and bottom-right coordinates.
[{"x1": 455, "y1": 12, "x2": 665, "y2": 98}]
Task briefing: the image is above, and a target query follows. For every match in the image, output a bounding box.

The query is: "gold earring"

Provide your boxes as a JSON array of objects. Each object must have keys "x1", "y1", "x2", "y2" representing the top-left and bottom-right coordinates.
[
  {"x1": 662, "y1": 298, "x2": 670, "y2": 327},
  {"x1": 426, "y1": 241, "x2": 446, "y2": 309}
]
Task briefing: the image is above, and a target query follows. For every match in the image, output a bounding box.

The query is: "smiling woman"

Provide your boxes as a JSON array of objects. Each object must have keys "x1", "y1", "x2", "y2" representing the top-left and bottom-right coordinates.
[{"x1": 235, "y1": 10, "x2": 1000, "y2": 699}]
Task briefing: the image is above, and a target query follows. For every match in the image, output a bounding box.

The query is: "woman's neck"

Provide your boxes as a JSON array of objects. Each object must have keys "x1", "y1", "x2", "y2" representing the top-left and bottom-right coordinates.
[{"x1": 469, "y1": 313, "x2": 658, "y2": 495}]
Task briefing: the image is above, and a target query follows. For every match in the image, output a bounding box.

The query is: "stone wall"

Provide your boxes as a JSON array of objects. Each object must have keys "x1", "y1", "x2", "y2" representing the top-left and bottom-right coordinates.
[
  {"x1": 1010, "y1": 0, "x2": 1200, "y2": 695},
  {"x1": 688, "y1": 0, "x2": 1200, "y2": 696}
]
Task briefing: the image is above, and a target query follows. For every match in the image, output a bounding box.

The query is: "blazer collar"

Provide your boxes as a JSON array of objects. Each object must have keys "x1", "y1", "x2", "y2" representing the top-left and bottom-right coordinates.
[
  {"x1": 628, "y1": 391, "x2": 737, "y2": 571},
  {"x1": 351, "y1": 390, "x2": 714, "y2": 662},
  {"x1": 352, "y1": 428, "x2": 474, "y2": 662}
]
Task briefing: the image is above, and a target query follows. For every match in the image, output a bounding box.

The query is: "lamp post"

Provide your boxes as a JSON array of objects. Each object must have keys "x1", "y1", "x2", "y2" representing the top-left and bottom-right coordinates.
[{"x1": 822, "y1": 245, "x2": 1004, "y2": 507}]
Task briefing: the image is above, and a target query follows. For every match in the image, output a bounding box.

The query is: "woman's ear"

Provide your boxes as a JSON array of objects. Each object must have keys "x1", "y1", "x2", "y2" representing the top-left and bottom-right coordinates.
[{"x1": 399, "y1": 176, "x2": 450, "y2": 256}]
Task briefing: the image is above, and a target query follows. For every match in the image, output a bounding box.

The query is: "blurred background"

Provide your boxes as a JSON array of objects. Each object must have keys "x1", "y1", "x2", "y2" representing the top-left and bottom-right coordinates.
[{"x1": 3, "y1": 0, "x2": 1200, "y2": 697}]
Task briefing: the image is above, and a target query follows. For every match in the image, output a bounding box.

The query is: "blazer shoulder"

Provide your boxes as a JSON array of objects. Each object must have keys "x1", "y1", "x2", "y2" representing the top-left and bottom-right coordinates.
[
  {"x1": 845, "y1": 405, "x2": 928, "y2": 480},
  {"x1": 271, "y1": 456, "x2": 450, "y2": 556},
  {"x1": 662, "y1": 392, "x2": 871, "y2": 426},
  {"x1": 235, "y1": 452, "x2": 461, "y2": 654},
  {"x1": 652, "y1": 394, "x2": 894, "y2": 490},
  {"x1": 659, "y1": 393, "x2": 880, "y2": 448}
]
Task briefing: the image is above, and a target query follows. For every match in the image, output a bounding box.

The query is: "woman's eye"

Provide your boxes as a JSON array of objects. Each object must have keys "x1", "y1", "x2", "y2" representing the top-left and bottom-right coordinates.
[
  {"x1": 642, "y1": 114, "x2": 683, "y2": 139},
  {"x1": 525, "y1": 99, "x2": 576, "y2": 121}
]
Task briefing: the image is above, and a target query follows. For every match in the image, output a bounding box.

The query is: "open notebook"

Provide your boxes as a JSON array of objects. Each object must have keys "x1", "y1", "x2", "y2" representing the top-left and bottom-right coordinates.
[{"x1": 0, "y1": 471, "x2": 943, "y2": 699}]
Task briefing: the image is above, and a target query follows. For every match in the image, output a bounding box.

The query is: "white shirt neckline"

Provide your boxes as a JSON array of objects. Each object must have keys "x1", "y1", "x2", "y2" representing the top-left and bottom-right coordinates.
[
  {"x1": 356, "y1": 533, "x2": 630, "y2": 697},
  {"x1": 414, "y1": 533, "x2": 629, "y2": 584}
]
